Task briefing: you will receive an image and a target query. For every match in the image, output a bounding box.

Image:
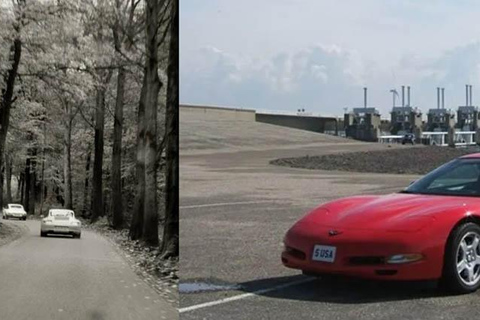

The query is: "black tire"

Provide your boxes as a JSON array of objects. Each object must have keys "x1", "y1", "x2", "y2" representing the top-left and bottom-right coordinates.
[
  {"x1": 441, "y1": 222, "x2": 480, "y2": 294},
  {"x1": 40, "y1": 231, "x2": 47, "y2": 237}
]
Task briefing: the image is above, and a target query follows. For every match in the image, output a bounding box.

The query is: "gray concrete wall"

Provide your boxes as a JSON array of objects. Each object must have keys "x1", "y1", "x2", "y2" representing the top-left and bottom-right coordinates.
[
  {"x1": 180, "y1": 104, "x2": 256, "y2": 122},
  {"x1": 181, "y1": 104, "x2": 339, "y2": 135},
  {"x1": 255, "y1": 113, "x2": 337, "y2": 134}
]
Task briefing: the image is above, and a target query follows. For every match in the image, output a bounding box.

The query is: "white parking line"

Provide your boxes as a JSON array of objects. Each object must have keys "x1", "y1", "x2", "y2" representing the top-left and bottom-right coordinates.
[
  {"x1": 178, "y1": 277, "x2": 315, "y2": 313},
  {"x1": 180, "y1": 200, "x2": 274, "y2": 209}
]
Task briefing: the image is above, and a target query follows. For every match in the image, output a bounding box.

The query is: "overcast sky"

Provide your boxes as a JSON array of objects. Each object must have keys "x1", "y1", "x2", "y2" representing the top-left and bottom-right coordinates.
[{"x1": 180, "y1": 0, "x2": 480, "y2": 116}]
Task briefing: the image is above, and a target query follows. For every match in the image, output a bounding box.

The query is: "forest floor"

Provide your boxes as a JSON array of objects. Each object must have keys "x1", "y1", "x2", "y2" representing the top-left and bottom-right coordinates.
[
  {"x1": 82, "y1": 217, "x2": 179, "y2": 307},
  {"x1": 271, "y1": 145, "x2": 480, "y2": 175},
  {"x1": 0, "y1": 220, "x2": 28, "y2": 247}
]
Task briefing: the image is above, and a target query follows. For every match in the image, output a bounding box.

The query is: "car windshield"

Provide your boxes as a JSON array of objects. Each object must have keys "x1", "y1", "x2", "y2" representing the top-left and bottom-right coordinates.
[
  {"x1": 9, "y1": 205, "x2": 22, "y2": 209},
  {"x1": 403, "y1": 158, "x2": 480, "y2": 196}
]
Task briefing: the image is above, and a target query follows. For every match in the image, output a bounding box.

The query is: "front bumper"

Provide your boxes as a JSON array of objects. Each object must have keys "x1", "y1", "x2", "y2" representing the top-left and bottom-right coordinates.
[
  {"x1": 282, "y1": 221, "x2": 444, "y2": 280},
  {"x1": 41, "y1": 224, "x2": 81, "y2": 235},
  {"x1": 5, "y1": 213, "x2": 26, "y2": 219}
]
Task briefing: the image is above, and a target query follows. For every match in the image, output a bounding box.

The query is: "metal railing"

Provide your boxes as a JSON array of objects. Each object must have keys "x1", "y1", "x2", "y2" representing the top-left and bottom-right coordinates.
[
  {"x1": 378, "y1": 135, "x2": 403, "y2": 143},
  {"x1": 379, "y1": 131, "x2": 477, "y2": 146}
]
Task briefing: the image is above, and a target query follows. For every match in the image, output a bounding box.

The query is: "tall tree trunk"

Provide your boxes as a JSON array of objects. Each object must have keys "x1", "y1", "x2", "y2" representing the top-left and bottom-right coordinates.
[
  {"x1": 141, "y1": 0, "x2": 163, "y2": 246},
  {"x1": 24, "y1": 158, "x2": 30, "y2": 213},
  {"x1": 82, "y1": 144, "x2": 92, "y2": 218},
  {"x1": 39, "y1": 122, "x2": 46, "y2": 216},
  {"x1": 19, "y1": 172, "x2": 24, "y2": 203},
  {"x1": 111, "y1": 67, "x2": 125, "y2": 229},
  {"x1": 160, "y1": 0, "x2": 179, "y2": 258},
  {"x1": 5, "y1": 154, "x2": 12, "y2": 204},
  {"x1": 39, "y1": 161, "x2": 45, "y2": 215},
  {"x1": 29, "y1": 155, "x2": 36, "y2": 216},
  {"x1": 128, "y1": 0, "x2": 146, "y2": 240},
  {"x1": 0, "y1": 36, "x2": 22, "y2": 211},
  {"x1": 90, "y1": 80, "x2": 108, "y2": 222},
  {"x1": 17, "y1": 172, "x2": 22, "y2": 201},
  {"x1": 130, "y1": 78, "x2": 146, "y2": 240},
  {"x1": 90, "y1": 0, "x2": 110, "y2": 222},
  {"x1": 63, "y1": 118, "x2": 73, "y2": 209}
]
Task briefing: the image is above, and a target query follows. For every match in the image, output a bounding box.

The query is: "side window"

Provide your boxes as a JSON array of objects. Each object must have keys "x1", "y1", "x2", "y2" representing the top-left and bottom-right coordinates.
[{"x1": 428, "y1": 163, "x2": 480, "y2": 189}]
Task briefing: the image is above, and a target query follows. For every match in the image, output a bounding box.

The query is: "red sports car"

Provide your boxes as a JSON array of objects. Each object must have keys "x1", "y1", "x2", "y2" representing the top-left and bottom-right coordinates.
[{"x1": 282, "y1": 153, "x2": 480, "y2": 293}]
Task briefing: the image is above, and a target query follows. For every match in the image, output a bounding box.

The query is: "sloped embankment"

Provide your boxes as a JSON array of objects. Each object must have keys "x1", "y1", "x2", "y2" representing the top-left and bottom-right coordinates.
[{"x1": 0, "y1": 221, "x2": 28, "y2": 247}]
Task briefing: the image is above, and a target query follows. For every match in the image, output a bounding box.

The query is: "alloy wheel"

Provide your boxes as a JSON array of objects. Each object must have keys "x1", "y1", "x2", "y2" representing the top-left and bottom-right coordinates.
[{"x1": 456, "y1": 231, "x2": 480, "y2": 286}]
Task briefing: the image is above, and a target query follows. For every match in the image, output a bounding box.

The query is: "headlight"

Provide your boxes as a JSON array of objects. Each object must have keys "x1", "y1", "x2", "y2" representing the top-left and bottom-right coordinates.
[
  {"x1": 386, "y1": 253, "x2": 423, "y2": 264},
  {"x1": 71, "y1": 221, "x2": 81, "y2": 226},
  {"x1": 43, "y1": 219, "x2": 53, "y2": 224}
]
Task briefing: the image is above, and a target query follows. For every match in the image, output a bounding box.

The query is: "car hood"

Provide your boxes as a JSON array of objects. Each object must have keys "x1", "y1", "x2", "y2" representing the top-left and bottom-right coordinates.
[{"x1": 300, "y1": 193, "x2": 474, "y2": 231}]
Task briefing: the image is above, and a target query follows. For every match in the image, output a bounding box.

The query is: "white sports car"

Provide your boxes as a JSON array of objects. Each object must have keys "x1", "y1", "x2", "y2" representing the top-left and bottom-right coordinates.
[
  {"x1": 3, "y1": 204, "x2": 27, "y2": 220},
  {"x1": 41, "y1": 209, "x2": 81, "y2": 238}
]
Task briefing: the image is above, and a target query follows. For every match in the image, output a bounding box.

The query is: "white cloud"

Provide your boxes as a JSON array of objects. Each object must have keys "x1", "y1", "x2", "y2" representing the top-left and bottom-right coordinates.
[
  {"x1": 181, "y1": 40, "x2": 480, "y2": 116},
  {"x1": 181, "y1": 0, "x2": 480, "y2": 116},
  {"x1": 180, "y1": 43, "x2": 369, "y2": 112}
]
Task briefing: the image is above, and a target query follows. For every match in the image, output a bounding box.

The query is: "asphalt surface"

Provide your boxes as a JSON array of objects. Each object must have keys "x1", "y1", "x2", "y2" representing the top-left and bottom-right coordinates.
[
  {"x1": 179, "y1": 133, "x2": 480, "y2": 320},
  {"x1": 0, "y1": 219, "x2": 177, "y2": 320}
]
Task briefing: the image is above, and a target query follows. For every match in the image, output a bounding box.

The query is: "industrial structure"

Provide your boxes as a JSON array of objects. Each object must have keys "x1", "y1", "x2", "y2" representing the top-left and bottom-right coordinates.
[
  {"x1": 389, "y1": 85, "x2": 422, "y2": 135},
  {"x1": 426, "y1": 87, "x2": 455, "y2": 132},
  {"x1": 182, "y1": 82, "x2": 480, "y2": 148},
  {"x1": 456, "y1": 84, "x2": 480, "y2": 131},
  {"x1": 344, "y1": 87, "x2": 381, "y2": 142}
]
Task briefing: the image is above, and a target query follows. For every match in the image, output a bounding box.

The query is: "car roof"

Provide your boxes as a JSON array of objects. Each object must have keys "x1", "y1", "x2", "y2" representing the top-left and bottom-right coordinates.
[
  {"x1": 459, "y1": 153, "x2": 480, "y2": 159},
  {"x1": 8, "y1": 203, "x2": 22, "y2": 206}
]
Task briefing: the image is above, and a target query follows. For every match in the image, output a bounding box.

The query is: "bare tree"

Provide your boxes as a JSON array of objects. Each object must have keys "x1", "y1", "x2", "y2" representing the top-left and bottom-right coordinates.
[
  {"x1": 90, "y1": 74, "x2": 110, "y2": 222},
  {"x1": 160, "y1": 0, "x2": 178, "y2": 258},
  {"x1": 110, "y1": 0, "x2": 138, "y2": 229},
  {"x1": 63, "y1": 100, "x2": 74, "y2": 209},
  {"x1": 5, "y1": 154, "x2": 12, "y2": 203},
  {"x1": 0, "y1": 0, "x2": 25, "y2": 211}
]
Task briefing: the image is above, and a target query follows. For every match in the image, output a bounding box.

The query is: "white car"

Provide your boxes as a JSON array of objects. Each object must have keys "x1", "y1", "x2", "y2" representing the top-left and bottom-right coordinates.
[
  {"x1": 41, "y1": 209, "x2": 81, "y2": 238},
  {"x1": 3, "y1": 204, "x2": 27, "y2": 220}
]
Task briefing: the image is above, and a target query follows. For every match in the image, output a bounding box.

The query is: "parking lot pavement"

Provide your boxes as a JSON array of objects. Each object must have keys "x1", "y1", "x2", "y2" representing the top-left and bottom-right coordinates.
[
  {"x1": 180, "y1": 142, "x2": 430, "y2": 319},
  {"x1": 181, "y1": 275, "x2": 480, "y2": 320}
]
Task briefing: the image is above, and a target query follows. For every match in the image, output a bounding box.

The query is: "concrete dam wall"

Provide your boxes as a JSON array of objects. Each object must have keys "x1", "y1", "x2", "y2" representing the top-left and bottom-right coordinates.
[
  {"x1": 180, "y1": 104, "x2": 256, "y2": 122},
  {"x1": 180, "y1": 104, "x2": 338, "y2": 135},
  {"x1": 255, "y1": 113, "x2": 338, "y2": 134}
]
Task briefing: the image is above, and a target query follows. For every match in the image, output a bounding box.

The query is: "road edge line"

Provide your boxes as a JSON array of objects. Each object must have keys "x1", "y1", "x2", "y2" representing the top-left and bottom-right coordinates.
[{"x1": 179, "y1": 277, "x2": 315, "y2": 313}]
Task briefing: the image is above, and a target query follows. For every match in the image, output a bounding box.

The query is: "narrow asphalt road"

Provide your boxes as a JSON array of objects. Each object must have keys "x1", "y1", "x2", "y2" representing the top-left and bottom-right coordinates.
[{"x1": 0, "y1": 219, "x2": 177, "y2": 320}]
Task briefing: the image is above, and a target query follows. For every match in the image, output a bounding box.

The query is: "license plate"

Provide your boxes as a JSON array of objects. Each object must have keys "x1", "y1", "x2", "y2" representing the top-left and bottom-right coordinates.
[
  {"x1": 55, "y1": 227, "x2": 69, "y2": 232},
  {"x1": 312, "y1": 245, "x2": 336, "y2": 263}
]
